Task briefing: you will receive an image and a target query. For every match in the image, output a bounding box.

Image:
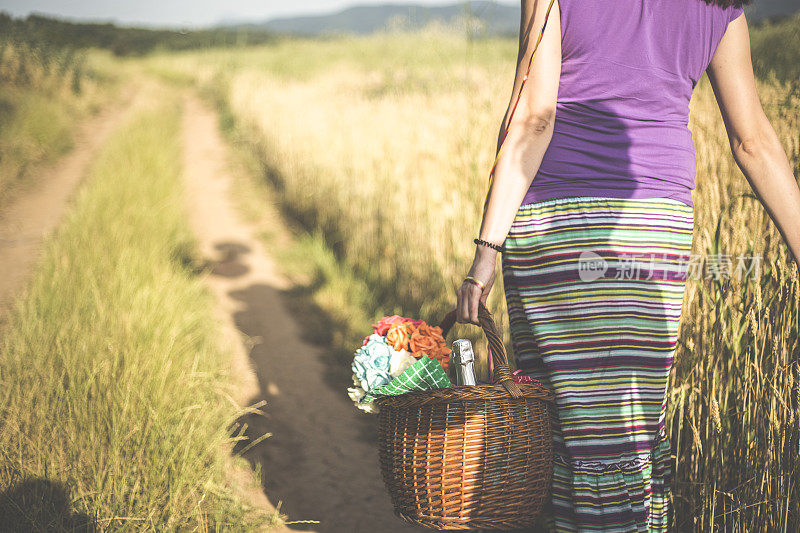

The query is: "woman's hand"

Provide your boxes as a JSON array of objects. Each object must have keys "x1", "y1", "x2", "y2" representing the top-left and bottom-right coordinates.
[{"x1": 456, "y1": 246, "x2": 498, "y2": 325}]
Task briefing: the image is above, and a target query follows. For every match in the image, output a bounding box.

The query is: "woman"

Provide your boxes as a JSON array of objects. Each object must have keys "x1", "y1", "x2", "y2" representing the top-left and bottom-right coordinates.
[{"x1": 455, "y1": 0, "x2": 800, "y2": 531}]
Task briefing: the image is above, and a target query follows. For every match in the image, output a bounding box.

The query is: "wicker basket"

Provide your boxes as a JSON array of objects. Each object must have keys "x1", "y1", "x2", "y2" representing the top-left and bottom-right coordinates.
[{"x1": 374, "y1": 301, "x2": 556, "y2": 530}]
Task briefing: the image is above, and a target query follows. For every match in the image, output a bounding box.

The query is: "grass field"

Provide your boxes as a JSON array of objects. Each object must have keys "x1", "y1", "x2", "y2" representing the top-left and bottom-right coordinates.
[
  {"x1": 0, "y1": 36, "x2": 116, "y2": 205},
  {"x1": 144, "y1": 14, "x2": 800, "y2": 530},
  {"x1": 0, "y1": 90, "x2": 274, "y2": 530}
]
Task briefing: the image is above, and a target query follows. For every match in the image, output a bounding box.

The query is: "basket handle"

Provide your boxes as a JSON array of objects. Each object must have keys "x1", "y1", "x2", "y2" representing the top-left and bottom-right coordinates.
[{"x1": 438, "y1": 301, "x2": 523, "y2": 399}]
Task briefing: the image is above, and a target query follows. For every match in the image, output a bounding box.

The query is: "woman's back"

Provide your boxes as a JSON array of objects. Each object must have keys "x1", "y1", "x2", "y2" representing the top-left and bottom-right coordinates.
[{"x1": 524, "y1": 0, "x2": 745, "y2": 208}]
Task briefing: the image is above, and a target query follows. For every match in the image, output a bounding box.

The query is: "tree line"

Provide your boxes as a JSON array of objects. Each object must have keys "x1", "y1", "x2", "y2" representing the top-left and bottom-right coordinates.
[{"x1": 0, "y1": 11, "x2": 277, "y2": 56}]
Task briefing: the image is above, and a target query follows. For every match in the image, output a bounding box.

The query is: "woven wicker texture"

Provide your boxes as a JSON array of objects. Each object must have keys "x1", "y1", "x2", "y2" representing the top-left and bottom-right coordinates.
[{"x1": 375, "y1": 302, "x2": 556, "y2": 530}]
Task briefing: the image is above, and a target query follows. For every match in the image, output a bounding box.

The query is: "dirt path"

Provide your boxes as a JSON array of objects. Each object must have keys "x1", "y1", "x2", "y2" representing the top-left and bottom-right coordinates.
[
  {"x1": 0, "y1": 88, "x2": 137, "y2": 323},
  {"x1": 180, "y1": 94, "x2": 422, "y2": 532}
]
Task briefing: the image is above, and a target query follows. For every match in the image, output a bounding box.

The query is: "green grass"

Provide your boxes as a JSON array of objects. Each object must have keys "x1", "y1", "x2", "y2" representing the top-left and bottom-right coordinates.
[
  {"x1": 0, "y1": 97, "x2": 274, "y2": 530},
  {"x1": 0, "y1": 89, "x2": 74, "y2": 202}
]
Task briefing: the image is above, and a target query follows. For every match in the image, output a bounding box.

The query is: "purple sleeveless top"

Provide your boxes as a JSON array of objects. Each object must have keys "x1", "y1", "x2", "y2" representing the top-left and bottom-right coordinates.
[{"x1": 522, "y1": 0, "x2": 745, "y2": 208}]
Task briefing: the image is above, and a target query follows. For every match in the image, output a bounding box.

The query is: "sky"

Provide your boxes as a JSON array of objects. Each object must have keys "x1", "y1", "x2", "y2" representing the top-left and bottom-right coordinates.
[{"x1": 0, "y1": 0, "x2": 481, "y2": 28}]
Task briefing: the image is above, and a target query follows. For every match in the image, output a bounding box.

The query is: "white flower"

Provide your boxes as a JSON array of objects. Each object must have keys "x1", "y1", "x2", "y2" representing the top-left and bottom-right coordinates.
[
  {"x1": 389, "y1": 349, "x2": 417, "y2": 378},
  {"x1": 348, "y1": 384, "x2": 379, "y2": 413},
  {"x1": 347, "y1": 386, "x2": 366, "y2": 403},
  {"x1": 356, "y1": 399, "x2": 379, "y2": 414}
]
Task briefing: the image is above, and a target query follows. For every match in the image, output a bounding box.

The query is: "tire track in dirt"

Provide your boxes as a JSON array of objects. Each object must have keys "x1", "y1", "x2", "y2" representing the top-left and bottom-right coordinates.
[
  {"x1": 180, "y1": 93, "x2": 422, "y2": 532},
  {"x1": 0, "y1": 86, "x2": 138, "y2": 324}
]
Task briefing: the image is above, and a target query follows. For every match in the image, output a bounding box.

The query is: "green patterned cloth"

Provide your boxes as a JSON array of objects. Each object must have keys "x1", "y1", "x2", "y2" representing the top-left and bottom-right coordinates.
[{"x1": 362, "y1": 355, "x2": 452, "y2": 403}]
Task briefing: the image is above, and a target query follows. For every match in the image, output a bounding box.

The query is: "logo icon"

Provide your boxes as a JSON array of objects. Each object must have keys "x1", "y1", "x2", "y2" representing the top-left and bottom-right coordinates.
[{"x1": 578, "y1": 251, "x2": 607, "y2": 281}]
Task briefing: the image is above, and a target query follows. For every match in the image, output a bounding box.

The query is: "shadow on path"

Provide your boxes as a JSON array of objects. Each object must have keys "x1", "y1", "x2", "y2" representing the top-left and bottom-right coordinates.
[{"x1": 202, "y1": 237, "x2": 417, "y2": 532}]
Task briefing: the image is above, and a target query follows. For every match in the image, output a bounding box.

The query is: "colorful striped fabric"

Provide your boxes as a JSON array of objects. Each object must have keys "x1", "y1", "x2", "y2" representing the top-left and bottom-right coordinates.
[{"x1": 501, "y1": 195, "x2": 694, "y2": 532}]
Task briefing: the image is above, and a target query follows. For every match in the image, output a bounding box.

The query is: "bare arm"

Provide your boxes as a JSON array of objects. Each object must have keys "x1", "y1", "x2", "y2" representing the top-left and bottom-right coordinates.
[
  {"x1": 706, "y1": 13, "x2": 800, "y2": 269},
  {"x1": 456, "y1": 0, "x2": 561, "y2": 324}
]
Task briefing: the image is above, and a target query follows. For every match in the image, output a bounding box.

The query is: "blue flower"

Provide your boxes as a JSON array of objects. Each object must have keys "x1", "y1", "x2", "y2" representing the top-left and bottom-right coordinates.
[{"x1": 352, "y1": 334, "x2": 393, "y2": 391}]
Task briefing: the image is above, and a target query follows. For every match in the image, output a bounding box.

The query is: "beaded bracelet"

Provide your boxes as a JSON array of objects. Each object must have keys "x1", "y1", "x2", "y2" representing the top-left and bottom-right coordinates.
[
  {"x1": 464, "y1": 275, "x2": 486, "y2": 291},
  {"x1": 474, "y1": 237, "x2": 505, "y2": 253}
]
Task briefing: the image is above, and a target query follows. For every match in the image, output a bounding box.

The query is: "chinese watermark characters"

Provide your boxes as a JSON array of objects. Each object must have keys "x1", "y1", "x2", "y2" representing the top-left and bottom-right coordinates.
[{"x1": 577, "y1": 251, "x2": 762, "y2": 281}]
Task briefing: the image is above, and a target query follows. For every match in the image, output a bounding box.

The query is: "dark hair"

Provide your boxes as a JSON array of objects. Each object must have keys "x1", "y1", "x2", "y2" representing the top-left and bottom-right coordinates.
[{"x1": 700, "y1": 0, "x2": 753, "y2": 7}]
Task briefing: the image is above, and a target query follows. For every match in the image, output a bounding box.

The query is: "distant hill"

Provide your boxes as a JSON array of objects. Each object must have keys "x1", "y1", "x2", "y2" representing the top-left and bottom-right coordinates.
[
  {"x1": 233, "y1": 0, "x2": 800, "y2": 36},
  {"x1": 234, "y1": 2, "x2": 520, "y2": 36}
]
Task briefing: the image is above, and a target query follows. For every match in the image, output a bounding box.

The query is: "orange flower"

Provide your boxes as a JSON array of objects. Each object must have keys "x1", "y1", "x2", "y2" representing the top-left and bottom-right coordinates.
[
  {"x1": 405, "y1": 322, "x2": 452, "y2": 372},
  {"x1": 411, "y1": 350, "x2": 450, "y2": 371},
  {"x1": 417, "y1": 323, "x2": 445, "y2": 343},
  {"x1": 415, "y1": 323, "x2": 434, "y2": 337},
  {"x1": 385, "y1": 322, "x2": 410, "y2": 352},
  {"x1": 410, "y1": 331, "x2": 438, "y2": 355}
]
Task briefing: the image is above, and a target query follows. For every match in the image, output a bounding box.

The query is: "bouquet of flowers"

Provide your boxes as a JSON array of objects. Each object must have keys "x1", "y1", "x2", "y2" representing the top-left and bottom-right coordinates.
[{"x1": 348, "y1": 314, "x2": 453, "y2": 413}]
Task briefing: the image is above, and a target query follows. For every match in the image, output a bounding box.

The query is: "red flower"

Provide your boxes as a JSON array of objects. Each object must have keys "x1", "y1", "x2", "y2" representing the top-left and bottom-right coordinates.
[
  {"x1": 512, "y1": 369, "x2": 535, "y2": 383},
  {"x1": 372, "y1": 315, "x2": 406, "y2": 336}
]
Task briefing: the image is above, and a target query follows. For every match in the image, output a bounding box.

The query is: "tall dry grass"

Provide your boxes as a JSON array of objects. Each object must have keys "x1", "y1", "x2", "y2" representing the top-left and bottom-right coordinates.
[
  {"x1": 0, "y1": 38, "x2": 86, "y2": 95},
  {"x1": 672, "y1": 66, "x2": 800, "y2": 530},
  {"x1": 0, "y1": 37, "x2": 111, "y2": 203},
  {"x1": 146, "y1": 16, "x2": 800, "y2": 530}
]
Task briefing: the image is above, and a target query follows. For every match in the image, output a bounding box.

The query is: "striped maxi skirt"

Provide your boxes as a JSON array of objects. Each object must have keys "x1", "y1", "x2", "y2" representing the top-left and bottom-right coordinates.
[{"x1": 501, "y1": 195, "x2": 694, "y2": 532}]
